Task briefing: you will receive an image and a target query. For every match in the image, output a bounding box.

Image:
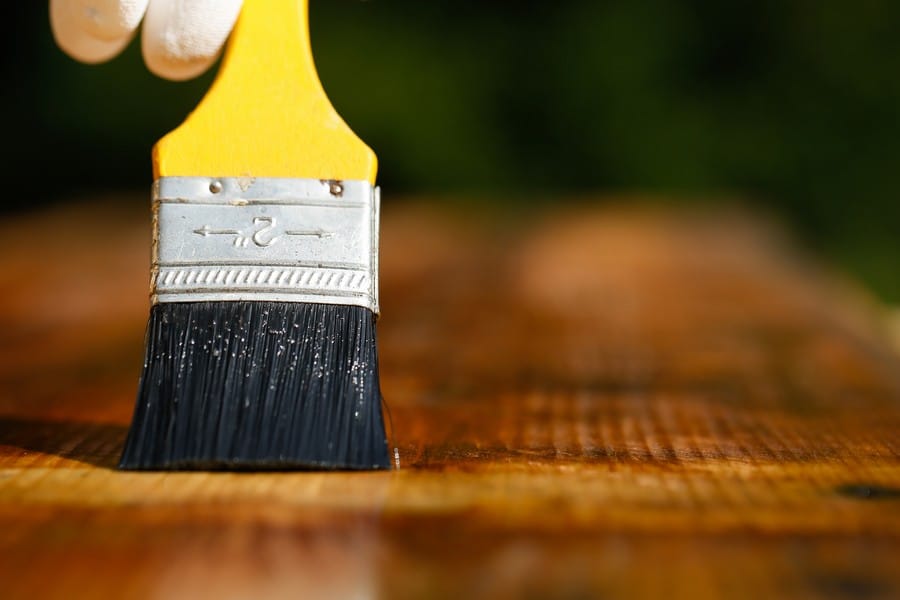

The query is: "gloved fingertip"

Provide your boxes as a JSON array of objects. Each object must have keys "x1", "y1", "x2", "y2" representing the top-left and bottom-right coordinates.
[
  {"x1": 142, "y1": 0, "x2": 243, "y2": 81},
  {"x1": 143, "y1": 51, "x2": 221, "y2": 82},
  {"x1": 50, "y1": 0, "x2": 148, "y2": 64}
]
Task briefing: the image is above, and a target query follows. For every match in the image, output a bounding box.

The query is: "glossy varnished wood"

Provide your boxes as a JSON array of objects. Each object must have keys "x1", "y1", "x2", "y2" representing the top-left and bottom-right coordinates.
[{"x1": 0, "y1": 199, "x2": 898, "y2": 599}]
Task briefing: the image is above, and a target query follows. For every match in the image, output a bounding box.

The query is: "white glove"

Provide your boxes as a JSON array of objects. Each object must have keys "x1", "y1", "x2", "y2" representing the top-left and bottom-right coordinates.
[{"x1": 50, "y1": 0, "x2": 243, "y2": 81}]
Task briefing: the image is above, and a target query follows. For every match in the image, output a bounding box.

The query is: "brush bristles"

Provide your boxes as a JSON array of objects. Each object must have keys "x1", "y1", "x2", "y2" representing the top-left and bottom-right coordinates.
[{"x1": 119, "y1": 301, "x2": 390, "y2": 470}]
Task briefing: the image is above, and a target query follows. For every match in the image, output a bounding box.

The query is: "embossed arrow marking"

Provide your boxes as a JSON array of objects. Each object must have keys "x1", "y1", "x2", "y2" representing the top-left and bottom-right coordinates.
[
  {"x1": 193, "y1": 225, "x2": 240, "y2": 237},
  {"x1": 192, "y1": 219, "x2": 333, "y2": 248},
  {"x1": 285, "y1": 230, "x2": 335, "y2": 239}
]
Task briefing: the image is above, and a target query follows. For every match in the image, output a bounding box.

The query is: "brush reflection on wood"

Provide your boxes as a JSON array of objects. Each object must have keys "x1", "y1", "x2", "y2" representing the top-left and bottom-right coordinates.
[{"x1": 0, "y1": 198, "x2": 898, "y2": 599}]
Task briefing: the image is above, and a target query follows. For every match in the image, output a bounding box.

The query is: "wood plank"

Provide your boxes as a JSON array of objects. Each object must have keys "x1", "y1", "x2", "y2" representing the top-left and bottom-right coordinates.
[{"x1": 0, "y1": 198, "x2": 898, "y2": 599}]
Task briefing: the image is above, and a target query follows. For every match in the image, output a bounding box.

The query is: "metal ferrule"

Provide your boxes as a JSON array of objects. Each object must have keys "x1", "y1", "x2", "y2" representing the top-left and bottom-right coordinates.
[{"x1": 151, "y1": 176, "x2": 380, "y2": 314}]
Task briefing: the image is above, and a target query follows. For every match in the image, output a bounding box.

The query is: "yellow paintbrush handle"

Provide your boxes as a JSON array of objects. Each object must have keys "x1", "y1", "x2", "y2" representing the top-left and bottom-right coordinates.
[{"x1": 153, "y1": 0, "x2": 377, "y2": 183}]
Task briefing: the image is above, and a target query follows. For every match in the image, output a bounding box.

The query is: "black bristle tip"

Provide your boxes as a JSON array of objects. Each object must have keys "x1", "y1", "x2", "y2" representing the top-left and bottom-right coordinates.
[{"x1": 119, "y1": 301, "x2": 390, "y2": 470}]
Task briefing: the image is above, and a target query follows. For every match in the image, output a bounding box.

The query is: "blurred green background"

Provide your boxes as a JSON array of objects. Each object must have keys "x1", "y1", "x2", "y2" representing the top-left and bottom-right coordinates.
[{"x1": 5, "y1": 1, "x2": 900, "y2": 301}]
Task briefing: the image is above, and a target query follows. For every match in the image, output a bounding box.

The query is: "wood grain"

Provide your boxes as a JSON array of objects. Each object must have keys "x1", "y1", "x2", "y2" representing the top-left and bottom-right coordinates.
[{"x1": 0, "y1": 198, "x2": 898, "y2": 599}]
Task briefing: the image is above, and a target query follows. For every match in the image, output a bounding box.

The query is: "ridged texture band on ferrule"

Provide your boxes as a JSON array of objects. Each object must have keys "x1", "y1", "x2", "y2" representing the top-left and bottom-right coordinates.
[{"x1": 151, "y1": 176, "x2": 380, "y2": 314}]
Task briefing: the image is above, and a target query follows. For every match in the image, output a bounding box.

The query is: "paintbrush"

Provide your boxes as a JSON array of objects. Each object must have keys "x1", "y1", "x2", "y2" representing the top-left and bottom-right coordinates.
[{"x1": 119, "y1": 0, "x2": 390, "y2": 470}]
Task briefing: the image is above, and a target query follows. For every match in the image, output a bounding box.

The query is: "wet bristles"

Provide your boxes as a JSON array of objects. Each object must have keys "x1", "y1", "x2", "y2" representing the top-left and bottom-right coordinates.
[{"x1": 119, "y1": 302, "x2": 390, "y2": 470}]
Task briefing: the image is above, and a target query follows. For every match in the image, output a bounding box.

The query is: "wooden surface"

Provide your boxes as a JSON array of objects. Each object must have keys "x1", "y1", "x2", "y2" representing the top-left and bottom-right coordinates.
[{"x1": 0, "y1": 197, "x2": 898, "y2": 599}]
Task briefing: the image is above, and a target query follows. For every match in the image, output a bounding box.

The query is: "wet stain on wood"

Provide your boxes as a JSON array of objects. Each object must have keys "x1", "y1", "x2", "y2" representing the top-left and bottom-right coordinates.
[{"x1": 835, "y1": 484, "x2": 900, "y2": 501}]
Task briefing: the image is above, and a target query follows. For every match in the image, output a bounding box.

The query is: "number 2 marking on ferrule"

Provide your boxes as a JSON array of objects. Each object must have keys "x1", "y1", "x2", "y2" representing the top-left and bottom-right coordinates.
[
  {"x1": 193, "y1": 216, "x2": 280, "y2": 248},
  {"x1": 193, "y1": 216, "x2": 333, "y2": 248},
  {"x1": 250, "y1": 217, "x2": 278, "y2": 247}
]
